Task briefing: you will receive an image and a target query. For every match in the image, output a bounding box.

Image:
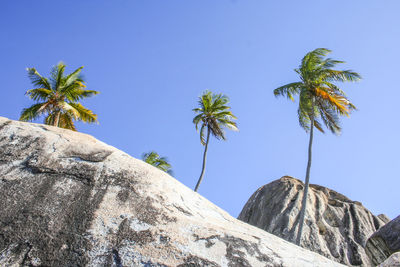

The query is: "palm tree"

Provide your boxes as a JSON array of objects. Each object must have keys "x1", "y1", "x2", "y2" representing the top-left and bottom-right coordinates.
[
  {"x1": 192, "y1": 90, "x2": 238, "y2": 192},
  {"x1": 142, "y1": 151, "x2": 173, "y2": 175},
  {"x1": 20, "y1": 62, "x2": 99, "y2": 131},
  {"x1": 273, "y1": 48, "x2": 361, "y2": 245}
]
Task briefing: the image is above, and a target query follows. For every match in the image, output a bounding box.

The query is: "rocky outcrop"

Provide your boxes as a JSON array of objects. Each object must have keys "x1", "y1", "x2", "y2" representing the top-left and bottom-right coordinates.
[
  {"x1": 378, "y1": 252, "x2": 400, "y2": 267},
  {"x1": 0, "y1": 117, "x2": 344, "y2": 267},
  {"x1": 366, "y1": 215, "x2": 400, "y2": 265},
  {"x1": 238, "y1": 176, "x2": 390, "y2": 266}
]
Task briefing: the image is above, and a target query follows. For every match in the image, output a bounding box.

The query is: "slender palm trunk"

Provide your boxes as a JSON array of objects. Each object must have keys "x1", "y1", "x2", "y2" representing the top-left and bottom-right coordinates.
[
  {"x1": 53, "y1": 110, "x2": 61, "y2": 127},
  {"x1": 194, "y1": 127, "x2": 211, "y2": 192},
  {"x1": 296, "y1": 100, "x2": 315, "y2": 246}
]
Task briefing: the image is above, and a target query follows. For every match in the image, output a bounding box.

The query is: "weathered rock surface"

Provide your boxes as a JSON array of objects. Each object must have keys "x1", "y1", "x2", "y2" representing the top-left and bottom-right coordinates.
[
  {"x1": 0, "y1": 117, "x2": 344, "y2": 267},
  {"x1": 378, "y1": 252, "x2": 400, "y2": 267},
  {"x1": 366, "y1": 215, "x2": 400, "y2": 266},
  {"x1": 238, "y1": 176, "x2": 390, "y2": 266}
]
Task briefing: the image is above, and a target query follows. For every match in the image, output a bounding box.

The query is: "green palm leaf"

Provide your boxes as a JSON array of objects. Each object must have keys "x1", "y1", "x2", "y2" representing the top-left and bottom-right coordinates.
[
  {"x1": 273, "y1": 82, "x2": 303, "y2": 101},
  {"x1": 58, "y1": 112, "x2": 77, "y2": 131},
  {"x1": 68, "y1": 102, "x2": 98, "y2": 123},
  {"x1": 26, "y1": 68, "x2": 52, "y2": 90},
  {"x1": 25, "y1": 88, "x2": 52, "y2": 101},
  {"x1": 20, "y1": 103, "x2": 47, "y2": 122}
]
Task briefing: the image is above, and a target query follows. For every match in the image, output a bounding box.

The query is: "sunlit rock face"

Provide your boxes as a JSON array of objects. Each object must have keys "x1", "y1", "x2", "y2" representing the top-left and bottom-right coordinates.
[
  {"x1": 0, "y1": 117, "x2": 345, "y2": 267},
  {"x1": 238, "y1": 176, "x2": 390, "y2": 266},
  {"x1": 366, "y1": 215, "x2": 400, "y2": 266}
]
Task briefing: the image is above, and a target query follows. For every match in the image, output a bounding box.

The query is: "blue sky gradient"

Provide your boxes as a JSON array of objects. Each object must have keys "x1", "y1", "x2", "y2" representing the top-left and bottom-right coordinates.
[{"x1": 1, "y1": 1, "x2": 399, "y2": 219}]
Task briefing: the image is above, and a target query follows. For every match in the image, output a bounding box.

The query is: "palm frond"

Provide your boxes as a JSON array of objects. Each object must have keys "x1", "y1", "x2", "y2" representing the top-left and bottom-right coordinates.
[
  {"x1": 322, "y1": 81, "x2": 347, "y2": 96},
  {"x1": 26, "y1": 68, "x2": 52, "y2": 90},
  {"x1": 208, "y1": 117, "x2": 226, "y2": 140},
  {"x1": 55, "y1": 62, "x2": 66, "y2": 91},
  {"x1": 60, "y1": 101, "x2": 80, "y2": 119},
  {"x1": 73, "y1": 89, "x2": 99, "y2": 99},
  {"x1": 298, "y1": 107, "x2": 310, "y2": 132},
  {"x1": 25, "y1": 88, "x2": 52, "y2": 101},
  {"x1": 213, "y1": 110, "x2": 237, "y2": 119},
  {"x1": 273, "y1": 82, "x2": 303, "y2": 101},
  {"x1": 142, "y1": 151, "x2": 173, "y2": 174},
  {"x1": 217, "y1": 118, "x2": 239, "y2": 131},
  {"x1": 19, "y1": 103, "x2": 47, "y2": 121},
  {"x1": 314, "y1": 87, "x2": 350, "y2": 115},
  {"x1": 323, "y1": 69, "x2": 361, "y2": 82},
  {"x1": 316, "y1": 99, "x2": 342, "y2": 135},
  {"x1": 64, "y1": 87, "x2": 99, "y2": 102},
  {"x1": 301, "y1": 48, "x2": 331, "y2": 71},
  {"x1": 321, "y1": 58, "x2": 345, "y2": 69},
  {"x1": 313, "y1": 119, "x2": 325, "y2": 133},
  {"x1": 58, "y1": 112, "x2": 77, "y2": 131},
  {"x1": 193, "y1": 114, "x2": 203, "y2": 131},
  {"x1": 199, "y1": 124, "x2": 206, "y2": 145},
  {"x1": 67, "y1": 102, "x2": 98, "y2": 123},
  {"x1": 44, "y1": 113, "x2": 55, "y2": 126},
  {"x1": 64, "y1": 66, "x2": 84, "y2": 87}
]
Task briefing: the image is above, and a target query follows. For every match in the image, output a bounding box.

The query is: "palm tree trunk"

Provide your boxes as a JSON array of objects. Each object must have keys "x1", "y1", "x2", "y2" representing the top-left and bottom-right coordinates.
[
  {"x1": 194, "y1": 127, "x2": 211, "y2": 192},
  {"x1": 53, "y1": 111, "x2": 61, "y2": 127},
  {"x1": 296, "y1": 99, "x2": 315, "y2": 246}
]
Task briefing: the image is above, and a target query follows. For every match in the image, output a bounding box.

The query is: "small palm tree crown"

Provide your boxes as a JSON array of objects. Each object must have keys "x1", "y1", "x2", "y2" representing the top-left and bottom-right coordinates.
[
  {"x1": 142, "y1": 151, "x2": 173, "y2": 175},
  {"x1": 20, "y1": 62, "x2": 99, "y2": 131},
  {"x1": 193, "y1": 90, "x2": 238, "y2": 145},
  {"x1": 274, "y1": 48, "x2": 361, "y2": 134}
]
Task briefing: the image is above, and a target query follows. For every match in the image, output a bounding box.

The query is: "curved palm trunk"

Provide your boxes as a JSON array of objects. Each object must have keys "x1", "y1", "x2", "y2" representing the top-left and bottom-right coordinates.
[
  {"x1": 296, "y1": 101, "x2": 315, "y2": 246},
  {"x1": 194, "y1": 127, "x2": 211, "y2": 192}
]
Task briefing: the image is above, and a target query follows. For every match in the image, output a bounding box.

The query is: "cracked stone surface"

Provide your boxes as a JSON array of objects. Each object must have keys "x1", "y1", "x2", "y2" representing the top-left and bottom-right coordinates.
[
  {"x1": 238, "y1": 176, "x2": 390, "y2": 267},
  {"x1": 366, "y1": 215, "x2": 400, "y2": 266},
  {"x1": 0, "y1": 117, "x2": 344, "y2": 267}
]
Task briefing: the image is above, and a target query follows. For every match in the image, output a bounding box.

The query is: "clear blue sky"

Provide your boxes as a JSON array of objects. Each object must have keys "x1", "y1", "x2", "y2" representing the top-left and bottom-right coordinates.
[{"x1": 1, "y1": 1, "x2": 399, "y2": 219}]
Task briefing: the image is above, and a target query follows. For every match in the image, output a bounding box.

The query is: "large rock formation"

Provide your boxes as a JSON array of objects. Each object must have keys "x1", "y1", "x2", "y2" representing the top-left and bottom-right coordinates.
[
  {"x1": 0, "y1": 117, "x2": 344, "y2": 267},
  {"x1": 238, "y1": 176, "x2": 390, "y2": 266},
  {"x1": 378, "y1": 252, "x2": 400, "y2": 267},
  {"x1": 366, "y1": 215, "x2": 400, "y2": 265}
]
